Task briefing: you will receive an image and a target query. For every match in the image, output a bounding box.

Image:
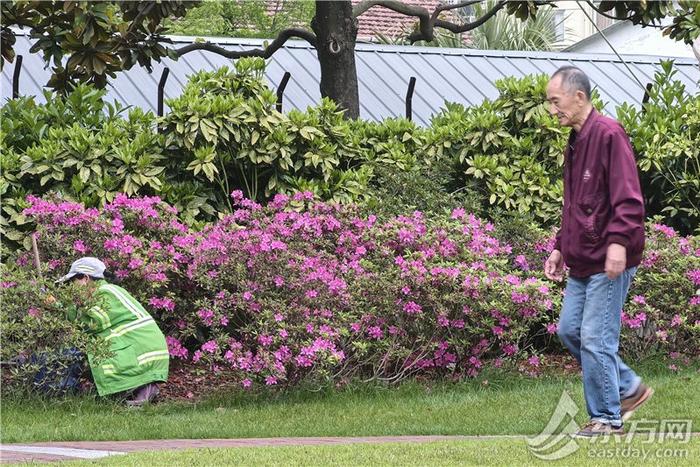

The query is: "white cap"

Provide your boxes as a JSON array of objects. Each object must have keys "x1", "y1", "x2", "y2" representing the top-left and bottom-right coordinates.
[{"x1": 57, "y1": 257, "x2": 107, "y2": 283}]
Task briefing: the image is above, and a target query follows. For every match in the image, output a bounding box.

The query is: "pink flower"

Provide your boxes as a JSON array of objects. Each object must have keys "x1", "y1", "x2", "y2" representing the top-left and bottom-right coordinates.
[
  {"x1": 403, "y1": 301, "x2": 423, "y2": 315},
  {"x1": 201, "y1": 340, "x2": 219, "y2": 354},
  {"x1": 632, "y1": 295, "x2": 646, "y2": 305},
  {"x1": 242, "y1": 379, "x2": 252, "y2": 389},
  {"x1": 527, "y1": 355, "x2": 540, "y2": 367},
  {"x1": 514, "y1": 255, "x2": 530, "y2": 271},
  {"x1": 652, "y1": 224, "x2": 676, "y2": 238},
  {"x1": 451, "y1": 207, "x2": 466, "y2": 219},
  {"x1": 511, "y1": 291, "x2": 529, "y2": 304},
  {"x1": 73, "y1": 240, "x2": 88, "y2": 254},
  {"x1": 197, "y1": 308, "x2": 214, "y2": 326},
  {"x1": 166, "y1": 336, "x2": 188, "y2": 359},
  {"x1": 546, "y1": 323, "x2": 558, "y2": 335},
  {"x1": 148, "y1": 297, "x2": 175, "y2": 312},
  {"x1": 258, "y1": 335, "x2": 273, "y2": 347},
  {"x1": 305, "y1": 289, "x2": 318, "y2": 299},
  {"x1": 368, "y1": 326, "x2": 383, "y2": 340},
  {"x1": 265, "y1": 376, "x2": 278, "y2": 385},
  {"x1": 27, "y1": 307, "x2": 41, "y2": 318},
  {"x1": 671, "y1": 314, "x2": 683, "y2": 327}
]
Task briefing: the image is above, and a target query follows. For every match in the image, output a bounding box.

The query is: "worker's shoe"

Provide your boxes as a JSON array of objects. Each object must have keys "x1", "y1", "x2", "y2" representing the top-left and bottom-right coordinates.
[
  {"x1": 126, "y1": 383, "x2": 159, "y2": 407},
  {"x1": 621, "y1": 382, "x2": 654, "y2": 421},
  {"x1": 574, "y1": 420, "x2": 624, "y2": 437}
]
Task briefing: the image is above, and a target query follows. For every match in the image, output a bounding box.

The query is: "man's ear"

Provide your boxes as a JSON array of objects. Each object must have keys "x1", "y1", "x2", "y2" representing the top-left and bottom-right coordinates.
[{"x1": 576, "y1": 90, "x2": 587, "y2": 104}]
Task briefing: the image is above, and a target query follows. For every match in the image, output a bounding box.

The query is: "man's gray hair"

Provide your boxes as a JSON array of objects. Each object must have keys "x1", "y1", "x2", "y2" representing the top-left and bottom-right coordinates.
[{"x1": 551, "y1": 66, "x2": 591, "y2": 100}]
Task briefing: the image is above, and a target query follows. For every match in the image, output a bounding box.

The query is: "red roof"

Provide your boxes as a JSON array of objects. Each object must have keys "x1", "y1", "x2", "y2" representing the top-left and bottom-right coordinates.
[
  {"x1": 352, "y1": 0, "x2": 450, "y2": 41},
  {"x1": 262, "y1": 1, "x2": 459, "y2": 43}
]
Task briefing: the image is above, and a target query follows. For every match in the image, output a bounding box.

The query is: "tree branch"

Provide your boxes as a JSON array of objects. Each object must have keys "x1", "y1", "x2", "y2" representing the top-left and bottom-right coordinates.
[
  {"x1": 175, "y1": 27, "x2": 317, "y2": 59},
  {"x1": 583, "y1": 0, "x2": 630, "y2": 21},
  {"x1": 408, "y1": 0, "x2": 507, "y2": 43},
  {"x1": 431, "y1": 0, "x2": 482, "y2": 22},
  {"x1": 126, "y1": 2, "x2": 155, "y2": 38},
  {"x1": 353, "y1": 0, "x2": 434, "y2": 41}
]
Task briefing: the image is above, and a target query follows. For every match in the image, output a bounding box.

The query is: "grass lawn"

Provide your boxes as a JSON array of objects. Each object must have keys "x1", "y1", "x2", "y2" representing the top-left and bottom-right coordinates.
[
  {"x1": 57, "y1": 438, "x2": 700, "y2": 466},
  {"x1": 2, "y1": 359, "x2": 698, "y2": 444}
]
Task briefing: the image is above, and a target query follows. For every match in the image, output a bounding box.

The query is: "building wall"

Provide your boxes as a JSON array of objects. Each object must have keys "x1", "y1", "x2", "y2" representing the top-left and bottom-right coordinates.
[
  {"x1": 552, "y1": 1, "x2": 600, "y2": 49},
  {"x1": 569, "y1": 22, "x2": 696, "y2": 58}
]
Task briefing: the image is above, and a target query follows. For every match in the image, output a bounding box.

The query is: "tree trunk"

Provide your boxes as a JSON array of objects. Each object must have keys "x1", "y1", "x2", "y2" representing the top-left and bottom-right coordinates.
[{"x1": 311, "y1": 0, "x2": 359, "y2": 119}]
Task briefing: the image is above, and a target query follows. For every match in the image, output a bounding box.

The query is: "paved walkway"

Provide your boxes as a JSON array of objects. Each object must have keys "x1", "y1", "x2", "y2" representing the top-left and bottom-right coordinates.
[
  {"x1": 3, "y1": 433, "x2": 698, "y2": 464},
  {"x1": 0, "y1": 436, "x2": 516, "y2": 464}
]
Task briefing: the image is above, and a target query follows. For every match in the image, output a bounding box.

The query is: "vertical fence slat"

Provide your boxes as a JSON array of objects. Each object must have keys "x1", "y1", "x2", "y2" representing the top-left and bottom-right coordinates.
[
  {"x1": 405, "y1": 76, "x2": 416, "y2": 121},
  {"x1": 12, "y1": 55, "x2": 23, "y2": 99},
  {"x1": 276, "y1": 71, "x2": 291, "y2": 113}
]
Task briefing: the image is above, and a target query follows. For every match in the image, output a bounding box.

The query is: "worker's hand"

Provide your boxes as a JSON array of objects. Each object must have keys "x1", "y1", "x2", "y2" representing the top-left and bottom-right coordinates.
[
  {"x1": 544, "y1": 249, "x2": 564, "y2": 282},
  {"x1": 605, "y1": 243, "x2": 626, "y2": 280}
]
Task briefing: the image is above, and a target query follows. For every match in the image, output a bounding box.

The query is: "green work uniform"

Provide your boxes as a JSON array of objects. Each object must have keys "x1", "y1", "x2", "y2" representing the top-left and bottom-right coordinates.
[{"x1": 83, "y1": 281, "x2": 169, "y2": 396}]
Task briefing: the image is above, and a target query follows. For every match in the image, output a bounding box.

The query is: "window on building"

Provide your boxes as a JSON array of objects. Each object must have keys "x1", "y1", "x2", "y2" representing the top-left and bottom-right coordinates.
[{"x1": 554, "y1": 9, "x2": 566, "y2": 41}]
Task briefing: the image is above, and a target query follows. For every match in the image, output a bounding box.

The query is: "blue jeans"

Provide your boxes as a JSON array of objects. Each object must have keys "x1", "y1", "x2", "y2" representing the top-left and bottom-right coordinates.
[{"x1": 557, "y1": 267, "x2": 641, "y2": 426}]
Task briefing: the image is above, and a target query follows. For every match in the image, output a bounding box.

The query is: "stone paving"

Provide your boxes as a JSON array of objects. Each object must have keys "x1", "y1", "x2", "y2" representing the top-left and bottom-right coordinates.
[
  {"x1": 0, "y1": 435, "x2": 503, "y2": 463},
  {"x1": 3, "y1": 433, "x2": 698, "y2": 464}
]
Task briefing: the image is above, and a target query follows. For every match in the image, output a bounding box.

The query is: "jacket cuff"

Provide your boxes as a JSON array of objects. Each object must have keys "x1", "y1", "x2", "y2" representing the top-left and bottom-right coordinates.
[
  {"x1": 607, "y1": 234, "x2": 629, "y2": 248},
  {"x1": 553, "y1": 236, "x2": 561, "y2": 252}
]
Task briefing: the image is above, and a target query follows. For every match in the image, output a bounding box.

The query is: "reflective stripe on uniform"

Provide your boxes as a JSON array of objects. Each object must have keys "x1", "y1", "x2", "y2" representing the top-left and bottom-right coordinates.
[
  {"x1": 137, "y1": 350, "x2": 170, "y2": 366},
  {"x1": 101, "y1": 284, "x2": 147, "y2": 320},
  {"x1": 87, "y1": 306, "x2": 111, "y2": 329},
  {"x1": 105, "y1": 317, "x2": 154, "y2": 340}
]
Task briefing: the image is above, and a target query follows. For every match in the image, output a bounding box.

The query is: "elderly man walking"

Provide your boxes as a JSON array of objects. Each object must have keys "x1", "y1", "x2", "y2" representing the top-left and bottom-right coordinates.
[{"x1": 544, "y1": 66, "x2": 653, "y2": 437}]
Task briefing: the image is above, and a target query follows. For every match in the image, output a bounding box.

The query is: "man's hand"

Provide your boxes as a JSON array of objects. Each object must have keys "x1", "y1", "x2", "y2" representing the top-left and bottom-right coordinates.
[
  {"x1": 605, "y1": 243, "x2": 626, "y2": 280},
  {"x1": 544, "y1": 249, "x2": 564, "y2": 282}
]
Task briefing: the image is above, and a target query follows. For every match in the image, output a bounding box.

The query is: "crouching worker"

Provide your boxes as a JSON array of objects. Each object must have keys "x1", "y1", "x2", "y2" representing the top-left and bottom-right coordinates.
[{"x1": 57, "y1": 257, "x2": 169, "y2": 406}]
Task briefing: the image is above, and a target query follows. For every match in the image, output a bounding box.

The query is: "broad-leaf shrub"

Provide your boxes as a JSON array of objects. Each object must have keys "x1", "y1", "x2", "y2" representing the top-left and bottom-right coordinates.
[
  {"x1": 426, "y1": 75, "x2": 569, "y2": 225},
  {"x1": 0, "y1": 85, "x2": 165, "y2": 250},
  {"x1": 617, "y1": 60, "x2": 700, "y2": 234},
  {"x1": 162, "y1": 58, "x2": 373, "y2": 207}
]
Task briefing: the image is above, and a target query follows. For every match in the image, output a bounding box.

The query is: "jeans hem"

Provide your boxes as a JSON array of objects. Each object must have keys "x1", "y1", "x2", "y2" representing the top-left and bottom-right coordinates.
[{"x1": 621, "y1": 376, "x2": 642, "y2": 399}]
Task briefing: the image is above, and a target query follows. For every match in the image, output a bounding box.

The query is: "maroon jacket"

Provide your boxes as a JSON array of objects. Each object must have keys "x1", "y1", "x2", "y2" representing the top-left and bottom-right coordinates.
[{"x1": 553, "y1": 109, "x2": 645, "y2": 278}]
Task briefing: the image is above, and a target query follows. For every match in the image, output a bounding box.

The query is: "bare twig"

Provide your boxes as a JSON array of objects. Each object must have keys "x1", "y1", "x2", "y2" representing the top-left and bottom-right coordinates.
[
  {"x1": 175, "y1": 27, "x2": 317, "y2": 59},
  {"x1": 407, "y1": 0, "x2": 507, "y2": 43},
  {"x1": 353, "y1": 0, "x2": 434, "y2": 41},
  {"x1": 31, "y1": 233, "x2": 42, "y2": 279}
]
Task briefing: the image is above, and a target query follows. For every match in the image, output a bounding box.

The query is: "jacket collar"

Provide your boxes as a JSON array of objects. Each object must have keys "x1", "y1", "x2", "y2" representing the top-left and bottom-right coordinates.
[{"x1": 573, "y1": 107, "x2": 598, "y2": 141}]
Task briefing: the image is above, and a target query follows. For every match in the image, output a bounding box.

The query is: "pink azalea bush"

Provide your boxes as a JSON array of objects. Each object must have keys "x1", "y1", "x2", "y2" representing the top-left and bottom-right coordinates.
[
  {"x1": 5, "y1": 192, "x2": 698, "y2": 392},
  {"x1": 618, "y1": 224, "x2": 700, "y2": 359}
]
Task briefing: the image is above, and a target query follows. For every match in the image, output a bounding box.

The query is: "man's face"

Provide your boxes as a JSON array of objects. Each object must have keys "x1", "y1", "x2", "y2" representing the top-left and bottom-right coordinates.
[{"x1": 546, "y1": 76, "x2": 584, "y2": 128}]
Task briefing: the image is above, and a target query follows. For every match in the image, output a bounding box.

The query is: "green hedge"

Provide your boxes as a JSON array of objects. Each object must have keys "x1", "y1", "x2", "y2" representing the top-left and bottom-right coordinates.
[{"x1": 2, "y1": 58, "x2": 697, "y2": 252}]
